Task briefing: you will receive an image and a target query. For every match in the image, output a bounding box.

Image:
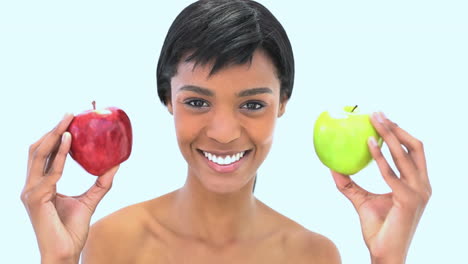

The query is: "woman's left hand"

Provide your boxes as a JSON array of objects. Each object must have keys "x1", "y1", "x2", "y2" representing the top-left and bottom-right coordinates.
[{"x1": 331, "y1": 112, "x2": 432, "y2": 264}]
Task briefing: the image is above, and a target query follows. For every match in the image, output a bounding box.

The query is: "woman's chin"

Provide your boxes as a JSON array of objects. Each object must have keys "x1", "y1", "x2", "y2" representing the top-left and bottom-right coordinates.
[
  {"x1": 202, "y1": 181, "x2": 244, "y2": 194},
  {"x1": 197, "y1": 174, "x2": 253, "y2": 195}
]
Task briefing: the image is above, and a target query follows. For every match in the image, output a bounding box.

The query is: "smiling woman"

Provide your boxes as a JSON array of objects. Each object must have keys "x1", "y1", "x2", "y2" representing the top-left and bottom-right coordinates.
[
  {"x1": 20, "y1": 0, "x2": 431, "y2": 263},
  {"x1": 166, "y1": 50, "x2": 285, "y2": 194}
]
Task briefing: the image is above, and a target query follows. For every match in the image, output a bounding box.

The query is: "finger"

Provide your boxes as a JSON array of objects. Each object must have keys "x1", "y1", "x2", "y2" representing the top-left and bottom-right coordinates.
[
  {"x1": 370, "y1": 112, "x2": 418, "y2": 184},
  {"x1": 78, "y1": 165, "x2": 119, "y2": 213},
  {"x1": 26, "y1": 114, "x2": 72, "y2": 187},
  {"x1": 367, "y1": 136, "x2": 408, "y2": 195},
  {"x1": 383, "y1": 121, "x2": 428, "y2": 183},
  {"x1": 28, "y1": 133, "x2": 49, "y2": 169},
  {"x1": 43, "y1": 137, "x2": 62, "y2": 175},
  {"x1": 330, "y1": 170, "x2": 372, "y2": 211},
  {"x1": 29, "y1": 113, "x2": 74, "y2": 180},
  {"x1": 43, "y1": 132, "x2": 72, "y2": 186},
  {"x1": 26, "y1": 133, "x2": 51, "y2": 188}
]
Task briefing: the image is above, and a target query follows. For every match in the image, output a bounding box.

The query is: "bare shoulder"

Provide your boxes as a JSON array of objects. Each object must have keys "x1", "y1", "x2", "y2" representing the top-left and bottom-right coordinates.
[
  {"x1": 81, "y1": 200, "x2": 154, "y2": 263},
  {"x1": 284, "y1": 226, "x2": 341, "y2": 264},
  {"x1": 259, "y1": 202, "x2": 341, "y2": 264}
]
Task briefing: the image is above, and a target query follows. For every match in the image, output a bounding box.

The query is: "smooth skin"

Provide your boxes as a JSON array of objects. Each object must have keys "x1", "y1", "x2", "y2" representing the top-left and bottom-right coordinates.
[
  {"x1": 21, "y1": 115, "x2": 119, "y2": 264},
  {"x1": 22, "y1": 50, "x2": 430, "y2": 264},
  {"x1": 333, "y1": 112, "x2": 432, "y2": 263}
]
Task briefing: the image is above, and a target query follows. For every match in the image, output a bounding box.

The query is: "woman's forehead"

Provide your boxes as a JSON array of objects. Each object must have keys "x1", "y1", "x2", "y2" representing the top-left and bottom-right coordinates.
[{"x1": 172, "y1": 50, "x2": 281, "y2": 92}]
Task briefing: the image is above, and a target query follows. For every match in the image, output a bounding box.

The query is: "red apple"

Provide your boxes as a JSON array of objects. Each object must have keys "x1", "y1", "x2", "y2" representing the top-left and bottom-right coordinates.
[{"x1": 67, "y1": 101, "x2": 133, "y2": 176}]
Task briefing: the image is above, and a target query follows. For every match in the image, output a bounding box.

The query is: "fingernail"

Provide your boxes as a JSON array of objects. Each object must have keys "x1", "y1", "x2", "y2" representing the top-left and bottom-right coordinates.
[
  {"x1": 372, "y1": 112, "x2": 383, "y2": 123},
  {"x1": 372, "y1": 112, "x2": 381, "y2": 123},
  {"x1": 379, "y1": 112, "x2": 387, "y2": 121},
  {"x1": 63, "y1": 112, "x2": 73, "y2": 119},
  {"x1": 368, "y1": 136, "x2": 378, "y2": 147},
  {"x1": 62, "y1": 132, "x2": 69, "y2": 142}
]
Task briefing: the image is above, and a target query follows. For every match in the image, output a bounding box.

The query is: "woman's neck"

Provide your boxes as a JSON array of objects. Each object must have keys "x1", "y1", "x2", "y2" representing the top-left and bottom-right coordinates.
[{"x1": 171, "y1": 173, "x2": 258, "y2": 247}]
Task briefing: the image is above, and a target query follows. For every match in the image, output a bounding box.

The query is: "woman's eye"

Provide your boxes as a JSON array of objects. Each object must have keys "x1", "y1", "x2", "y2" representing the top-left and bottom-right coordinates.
[
  {"x1": 242, "y1": 101, "x2": 265, "y2": 111},
  {"x1": 185, "y1": 99, "x2": 209, "y2": 108}
]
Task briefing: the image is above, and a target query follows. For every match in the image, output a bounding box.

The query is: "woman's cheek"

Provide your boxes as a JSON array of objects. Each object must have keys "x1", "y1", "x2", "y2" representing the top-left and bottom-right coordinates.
[
  {"x1": 247, "y1": 115, "x2": 277, "y2": 145},
  {"x1": 174, "y1": 108, "x2": 199, "y2": 140}
]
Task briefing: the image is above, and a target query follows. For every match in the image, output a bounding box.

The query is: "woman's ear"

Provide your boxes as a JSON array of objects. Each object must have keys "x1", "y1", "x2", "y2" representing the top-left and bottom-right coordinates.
[
  {"x1": 278, "y1": 98, "x2": 288, "y2": 117},
  {"x1": 166, "y1": 99, "x2": 174, "y2": 115}
]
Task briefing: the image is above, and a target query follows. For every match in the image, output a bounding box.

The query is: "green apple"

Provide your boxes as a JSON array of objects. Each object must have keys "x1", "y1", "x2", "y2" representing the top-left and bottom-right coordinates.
[{"x1": 313, "y1": 105, "x2": 383, "y2": 175}]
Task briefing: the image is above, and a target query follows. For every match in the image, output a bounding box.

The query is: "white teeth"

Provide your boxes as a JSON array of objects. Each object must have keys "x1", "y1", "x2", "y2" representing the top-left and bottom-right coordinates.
[
  {"x1": 220, "y1": 156, "x2": 227, "y2": 165},
  {"x1": 202, "y1": 151, "x2": 246, "y2": 165}
]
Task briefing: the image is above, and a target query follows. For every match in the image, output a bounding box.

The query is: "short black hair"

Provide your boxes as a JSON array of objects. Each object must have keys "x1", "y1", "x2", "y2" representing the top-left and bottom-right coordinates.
[{"x1": 156, "y1": 0, "x2": 295, "y2": 105}]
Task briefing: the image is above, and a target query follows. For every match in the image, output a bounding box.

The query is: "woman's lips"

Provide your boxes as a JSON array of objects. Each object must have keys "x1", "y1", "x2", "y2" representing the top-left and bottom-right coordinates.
[{"x1": 198, "y1": 149, "x2": 251, "y2": 173}]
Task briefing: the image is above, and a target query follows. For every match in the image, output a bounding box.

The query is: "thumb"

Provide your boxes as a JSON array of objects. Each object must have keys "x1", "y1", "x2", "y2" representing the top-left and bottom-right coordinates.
[
  {"x1": 79, "y1": 165, "x2": 119, "y2": 213},
  {"x1": 330, "y1": 170, "x2": 370, "y2": 211}
]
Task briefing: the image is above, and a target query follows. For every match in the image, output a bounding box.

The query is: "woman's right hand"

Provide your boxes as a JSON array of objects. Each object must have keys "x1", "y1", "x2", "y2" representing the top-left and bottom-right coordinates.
[{"x1": 21, "y1": 113, "x2": 119, "y2": 263}]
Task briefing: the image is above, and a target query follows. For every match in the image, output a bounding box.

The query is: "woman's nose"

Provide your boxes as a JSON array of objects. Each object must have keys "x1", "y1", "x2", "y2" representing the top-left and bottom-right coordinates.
[{"x1": 205, "y1": 109, "x2": 241, "y2": 144}]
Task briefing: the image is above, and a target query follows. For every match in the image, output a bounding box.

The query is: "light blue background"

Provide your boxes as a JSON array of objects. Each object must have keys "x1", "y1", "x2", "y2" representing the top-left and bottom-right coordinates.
[{"x1": 1, "y1": 0, "x2": 467, "y2": 262}]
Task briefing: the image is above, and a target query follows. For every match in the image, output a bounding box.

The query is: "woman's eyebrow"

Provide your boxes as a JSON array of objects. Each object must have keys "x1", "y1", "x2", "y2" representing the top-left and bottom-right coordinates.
[
  {"x1": 237, "y1": 87, "x2": 273, "y2": 97},
  {"x1": 177, "y1": 85, "x2": 273, "y2": 97},
  {"x1": 178, "y1": 85, "x2": 214, "y2": 96}
]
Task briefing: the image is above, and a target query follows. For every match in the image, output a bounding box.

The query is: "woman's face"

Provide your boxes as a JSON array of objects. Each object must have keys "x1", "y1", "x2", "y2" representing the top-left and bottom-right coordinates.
[{"x1": 168, "y1": 50, "x2": 287, "y2": 193}]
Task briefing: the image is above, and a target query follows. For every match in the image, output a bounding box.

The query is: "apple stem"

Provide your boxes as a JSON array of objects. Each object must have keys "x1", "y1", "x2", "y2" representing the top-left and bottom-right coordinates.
[
  {"x1": 352, "y1": 105, "x2": 358, "y2": 113},
  {"x1": 92, "y1": 101, "x2": 96, "y2": 110}
]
